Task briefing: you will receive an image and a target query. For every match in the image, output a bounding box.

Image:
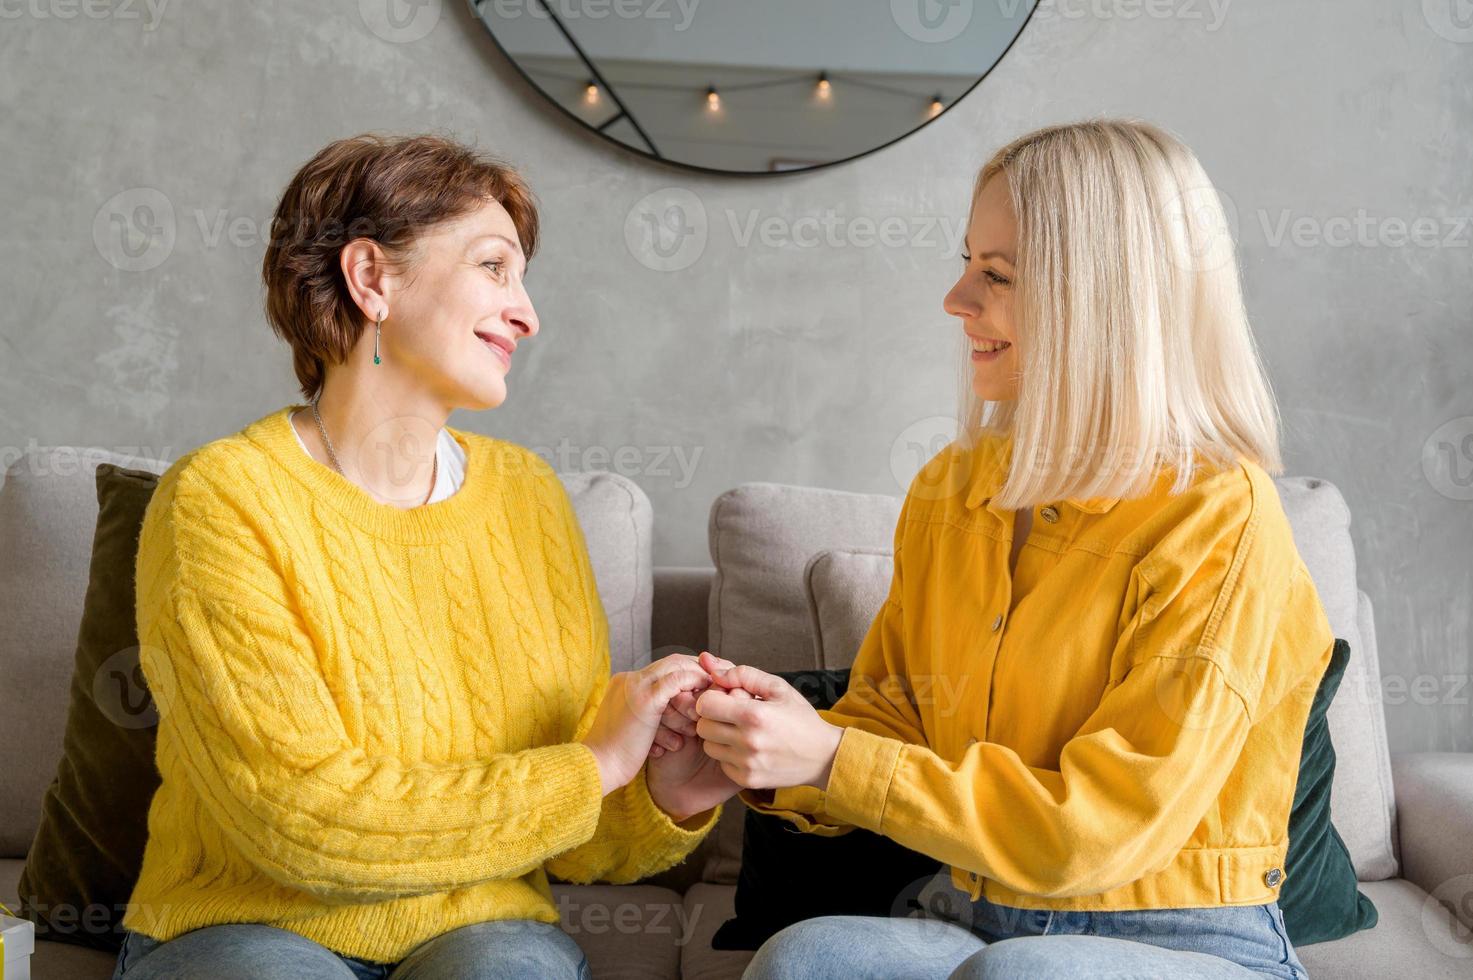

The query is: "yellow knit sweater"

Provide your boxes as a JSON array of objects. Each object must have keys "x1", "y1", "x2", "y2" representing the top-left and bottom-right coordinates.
[{"x1": 121, "y1": 405, "x2": 719, "y2": 962}]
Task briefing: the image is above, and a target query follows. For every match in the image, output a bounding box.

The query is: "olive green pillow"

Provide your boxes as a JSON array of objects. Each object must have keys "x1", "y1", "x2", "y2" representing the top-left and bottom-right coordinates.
[{"x1": 17, "y1": 463, "x2": 161, "y2": 952}]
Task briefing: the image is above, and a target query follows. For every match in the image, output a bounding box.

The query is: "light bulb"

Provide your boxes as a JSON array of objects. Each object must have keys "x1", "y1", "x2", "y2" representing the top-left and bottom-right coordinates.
[
  {"x1": 929, "y1": 94, "x2": 944, "y2": 118},
  {"x1": 706, "y1": 86, "x2": 721, "y2": 111},
  {"x1": 816, "y1": 72, "x2": 831, "y2": 100},
  {"x1": 584, "y1": 80, "x2": 599, "y2": 104}
]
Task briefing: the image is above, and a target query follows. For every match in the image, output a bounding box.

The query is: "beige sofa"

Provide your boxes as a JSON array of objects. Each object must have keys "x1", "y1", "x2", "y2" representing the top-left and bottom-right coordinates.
[{"x1": 1, "y1": 448, "x2": 1470, "y2": 979}]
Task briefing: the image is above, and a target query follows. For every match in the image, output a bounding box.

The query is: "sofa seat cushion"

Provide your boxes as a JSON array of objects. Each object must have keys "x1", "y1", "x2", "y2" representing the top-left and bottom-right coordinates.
[
  {"x1": 680, "y1": 882, "x2": 754, "y2": 980},
  {"x1": 550, "y1": 884, "x2": 685, "y2": 979},
  {"x1": 2, "y1": 857, "x2": 117, "y2": 978},
  {"x1": 1295, "y1": 877, "x2": 1473, "y2": 979}
]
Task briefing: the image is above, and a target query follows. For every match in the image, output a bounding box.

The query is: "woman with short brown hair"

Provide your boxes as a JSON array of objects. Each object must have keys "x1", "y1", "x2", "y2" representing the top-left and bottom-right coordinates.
[{"x1": 112, "y1": 134, "x2": 733, "y2": 980}]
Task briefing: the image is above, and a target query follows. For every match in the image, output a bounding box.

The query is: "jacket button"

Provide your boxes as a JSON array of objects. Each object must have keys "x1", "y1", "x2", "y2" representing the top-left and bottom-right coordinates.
[
  {"x1": 991, "y1": 614, "x2": 1003, "y2": 632},
  {"x1": 1040, "y1": 506, "x2": 1060, "y2": 523},
  {"x1": 1264, "y1": 867, "x2": 1283, "y2": 888}
]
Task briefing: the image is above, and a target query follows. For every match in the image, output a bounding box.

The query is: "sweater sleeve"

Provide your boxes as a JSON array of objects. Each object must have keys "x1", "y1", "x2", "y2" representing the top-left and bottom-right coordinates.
[
  {"x1": 754, "y1": 472, "x2": 1315, "y2": 898},
  {"x1": 541, "y1": 472, "x2": 721, "y2": 883},
  {"x1": 136, "y1": 461, "x2": 610, "y2": 904},
  {"x1": 544, "y1": 669, "x2": 721, "y2": 884}
]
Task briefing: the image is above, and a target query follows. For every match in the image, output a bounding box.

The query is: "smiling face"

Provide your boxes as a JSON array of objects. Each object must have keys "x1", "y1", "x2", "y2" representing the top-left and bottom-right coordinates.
[
  {"x1": 378, "y1": 197, "x2": 539, "y2": 411},
  {"x1": 944, "y1": 174, "x2": 1020, "y2": 402}
]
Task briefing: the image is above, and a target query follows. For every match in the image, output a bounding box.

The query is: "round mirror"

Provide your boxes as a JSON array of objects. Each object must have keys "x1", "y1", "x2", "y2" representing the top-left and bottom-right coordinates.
[{"x1": 471, "y1": 0, "x2": 1039, "y2": 175}]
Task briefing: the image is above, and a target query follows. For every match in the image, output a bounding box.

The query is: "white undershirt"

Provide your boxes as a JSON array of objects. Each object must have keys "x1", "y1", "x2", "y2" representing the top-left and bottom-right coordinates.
[{"x1": 288, "y1": 409, "x2": 466, "y2": 504}]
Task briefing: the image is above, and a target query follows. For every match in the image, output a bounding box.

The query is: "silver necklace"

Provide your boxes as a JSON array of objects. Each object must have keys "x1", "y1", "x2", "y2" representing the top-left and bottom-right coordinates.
[{"x1": 310, "y1": 398, "x2": 438, "y2": 506}]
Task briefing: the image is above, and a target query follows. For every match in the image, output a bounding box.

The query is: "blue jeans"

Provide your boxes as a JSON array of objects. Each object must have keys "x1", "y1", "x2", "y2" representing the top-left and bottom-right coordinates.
[
  {"x1": 742, "y1": 880, "x2": 1310, "y2": 980},
  {"x1": 110, "y1": 919, "x2": 591, "y2": 980}
]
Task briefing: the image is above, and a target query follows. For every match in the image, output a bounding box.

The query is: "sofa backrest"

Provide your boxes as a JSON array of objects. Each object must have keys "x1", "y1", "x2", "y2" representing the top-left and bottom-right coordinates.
[
  {"x1": 700, "y1": 476, "x2": 1400, "y2": 882},
  {"x1": 0, "y1": 446, "x2": 654, "y2": 859}
]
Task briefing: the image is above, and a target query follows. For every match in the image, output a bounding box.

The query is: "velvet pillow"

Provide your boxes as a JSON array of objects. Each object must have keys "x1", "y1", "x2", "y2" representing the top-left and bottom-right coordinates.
[
  {"x1": 714, "y1": 642, "x2": 1377, "y2": 951},
  {"x1": 17, "y1": 463, "x2": 162, "y2": 951},
  {"x1": 1281, "y1": 637, "x2": 1379, "y2": 945}
]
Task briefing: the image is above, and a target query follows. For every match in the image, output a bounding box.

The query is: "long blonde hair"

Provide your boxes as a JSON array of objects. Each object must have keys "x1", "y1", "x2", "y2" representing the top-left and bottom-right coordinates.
[{"x1": 958, "y1": 118, "x2": 1283, "y2": 507}]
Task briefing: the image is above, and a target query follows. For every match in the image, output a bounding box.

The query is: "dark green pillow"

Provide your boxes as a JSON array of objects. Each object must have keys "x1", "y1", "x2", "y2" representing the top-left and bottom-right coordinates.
[
  {"x1": 17, "y1": 463, "x2": 161, "y2": 952},
  {"x1": 1281, "y1": 637, "x2": 1378, "y2": 945},
  {"x1": 714, "y1": 643, "x2": 1377, "y2": 950}
]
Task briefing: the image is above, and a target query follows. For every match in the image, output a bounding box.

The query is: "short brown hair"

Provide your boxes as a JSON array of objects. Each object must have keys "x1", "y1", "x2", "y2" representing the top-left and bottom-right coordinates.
[{"x1": 262, "y1": 133, "x2": 540, "y2": 400}]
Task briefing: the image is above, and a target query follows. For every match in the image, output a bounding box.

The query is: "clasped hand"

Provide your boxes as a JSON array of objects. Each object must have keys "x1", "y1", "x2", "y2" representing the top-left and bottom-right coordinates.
[
  {"x1": 580, "y1": 652, "x2": 843, "y2": 824},
  {"x1": 652, "y1": 652, "x2": 844, "y2": 794}
]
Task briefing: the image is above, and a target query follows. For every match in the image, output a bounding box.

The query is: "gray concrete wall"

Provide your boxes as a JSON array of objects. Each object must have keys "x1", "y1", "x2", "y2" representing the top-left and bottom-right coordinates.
[{"x1": 1, "y1": 0, "x2": 1469, "y2": 752}]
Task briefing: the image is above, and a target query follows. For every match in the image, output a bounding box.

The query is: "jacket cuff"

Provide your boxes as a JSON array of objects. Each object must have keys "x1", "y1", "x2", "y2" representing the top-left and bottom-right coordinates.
[
  {"x1": 737, "y1": 785, "x2": 850, "y2": 836},
  {"x1": 818, "y1": 726, "x2": 903, "y2": 833}
]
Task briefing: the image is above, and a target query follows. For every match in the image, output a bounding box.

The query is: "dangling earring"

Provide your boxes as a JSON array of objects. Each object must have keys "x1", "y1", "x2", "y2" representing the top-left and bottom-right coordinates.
[{"x1": 373, "y1": 311, "x2": 383, "y2": 365}]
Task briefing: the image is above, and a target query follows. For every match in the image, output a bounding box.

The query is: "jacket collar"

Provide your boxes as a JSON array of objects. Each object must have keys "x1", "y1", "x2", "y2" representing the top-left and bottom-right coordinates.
[{"x1": 962, "y1": 435, "x2": 1121, "y2": 517}]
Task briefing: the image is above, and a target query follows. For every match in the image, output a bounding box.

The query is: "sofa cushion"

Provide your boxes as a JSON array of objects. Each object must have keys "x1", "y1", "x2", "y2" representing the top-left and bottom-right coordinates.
[
  {"x1": 558, "y1": 470, "x2": 655, "y2": 675},
  {"x1": 803, "y1": 549, "x2": 892, "y2": 670},
  {"x1": 551, "y1": 883, "x2": 686, "y2": 979},
  {"x1": 1330, "y1": 591, "x2": 1400, "y2": 880},
  {"x1": 0, "y1": 445, "x2": 655, "y2": 859},
  {"x1": 18, "y1": 465, "x2": 163, "y2": 952},
  {"x1": 1277, "y1": 477, "x2": 1399, "y2": 880},
  {"x1": 680, "y1": 882, "x2": 752, "y2": 980},
  {"x1": 3, "y1": 856, "x2": 120, "y2": 978},
  {"x1": 0, "y1": 448, "x2": 168, "y2": 859},
  {"x1": 707, "y1": 483, "x2": 900, "y2": 674}
]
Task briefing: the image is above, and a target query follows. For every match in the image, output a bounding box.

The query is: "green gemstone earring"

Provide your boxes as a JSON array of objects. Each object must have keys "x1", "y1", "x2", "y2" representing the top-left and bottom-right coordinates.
[{"x1": 373, "y1": 312, "x2": 383, "y2": 365}]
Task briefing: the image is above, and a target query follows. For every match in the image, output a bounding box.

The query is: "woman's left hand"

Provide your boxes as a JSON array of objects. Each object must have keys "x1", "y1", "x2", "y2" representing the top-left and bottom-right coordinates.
[
  {"x1": 645, "y1": 726, "x2": 743, "y2": 823},
  {"x1": 692, "y1": 653, "x2": 844, "y2": 791}
]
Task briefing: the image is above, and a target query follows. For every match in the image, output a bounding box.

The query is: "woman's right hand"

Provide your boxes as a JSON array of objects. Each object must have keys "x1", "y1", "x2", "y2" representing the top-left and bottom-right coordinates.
[{"x1": 580, "y1": 655, "x2": 715, "y2": 795}]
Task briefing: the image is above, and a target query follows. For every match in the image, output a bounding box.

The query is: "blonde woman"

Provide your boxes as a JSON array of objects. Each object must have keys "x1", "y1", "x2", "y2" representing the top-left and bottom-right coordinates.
[
  {"x1": 113, "y1": 135, "x2": 730, "y2": 980},
  {"x1": 675, "y1": 120, "x2": 1327, "y2": 978}
]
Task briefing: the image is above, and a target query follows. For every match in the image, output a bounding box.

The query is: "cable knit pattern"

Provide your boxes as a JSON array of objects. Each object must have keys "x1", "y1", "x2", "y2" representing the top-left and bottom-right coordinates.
[{"x1": 122, "y1": 405, "x2": 719, "y2": 963}]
